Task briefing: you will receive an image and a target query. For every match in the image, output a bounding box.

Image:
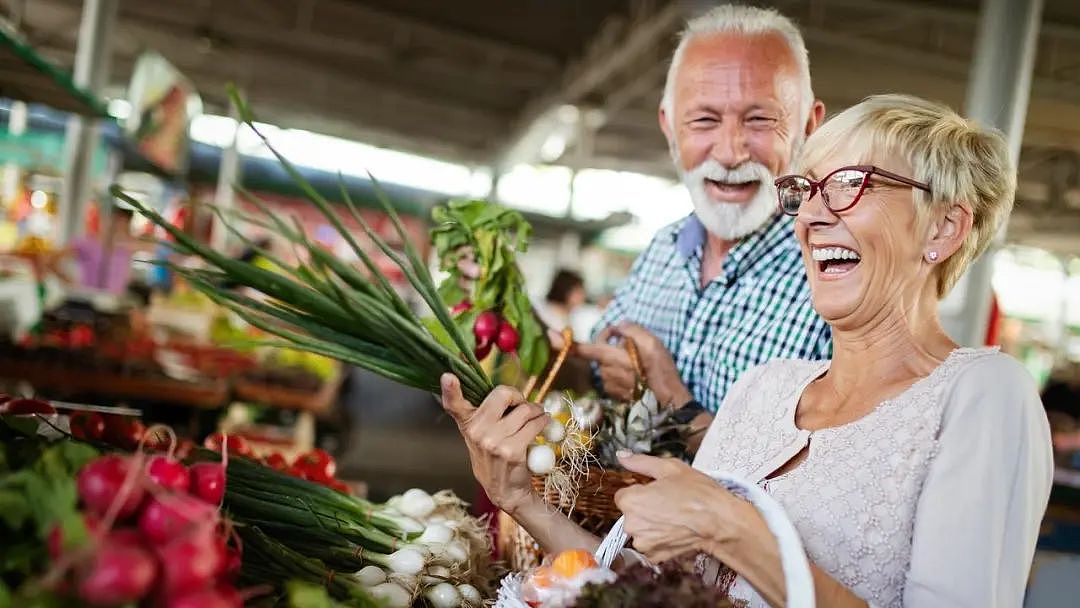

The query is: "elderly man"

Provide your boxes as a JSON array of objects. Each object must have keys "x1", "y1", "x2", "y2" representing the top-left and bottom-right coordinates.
[{"x1": 561, "y1": 5, "x2": 831, "y2": 439}]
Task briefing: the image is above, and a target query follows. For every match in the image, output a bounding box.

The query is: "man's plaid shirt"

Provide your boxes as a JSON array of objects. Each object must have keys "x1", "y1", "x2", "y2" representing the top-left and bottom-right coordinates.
[{"x1": 594, "y1": 212, "x2": 832, "y2": 413}]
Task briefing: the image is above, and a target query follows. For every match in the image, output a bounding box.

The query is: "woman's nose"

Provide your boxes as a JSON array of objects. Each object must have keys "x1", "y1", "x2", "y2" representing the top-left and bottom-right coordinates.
[{"x1": 797, "y1": 187, "x2": 839, "y2": 228}]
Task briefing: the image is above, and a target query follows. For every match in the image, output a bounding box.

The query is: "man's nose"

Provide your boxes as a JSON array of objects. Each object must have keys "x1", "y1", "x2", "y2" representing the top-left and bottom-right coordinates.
[{"x1": 710, "y1": 121, "x2": 751, "y2": 168}]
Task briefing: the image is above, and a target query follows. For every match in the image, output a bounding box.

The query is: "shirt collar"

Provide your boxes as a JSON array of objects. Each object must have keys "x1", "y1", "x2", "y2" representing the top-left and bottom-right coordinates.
[
  {"x1": 675, "y1": 213, "x2": 707, "y2": 258},
  {"x1": 673, "y1": 212, "x2": 797, "y2": 283}
]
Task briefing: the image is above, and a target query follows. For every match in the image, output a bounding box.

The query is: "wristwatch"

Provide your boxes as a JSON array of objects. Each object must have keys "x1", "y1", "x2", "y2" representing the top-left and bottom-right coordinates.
[{"x1": 670, "y1": 399, "x2": 706, "y2": 424}]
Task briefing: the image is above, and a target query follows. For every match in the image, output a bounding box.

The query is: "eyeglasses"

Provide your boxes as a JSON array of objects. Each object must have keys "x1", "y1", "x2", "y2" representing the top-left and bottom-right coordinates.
[{"x1": 774, "y1": 165, "x2": 932, "y2": 216}]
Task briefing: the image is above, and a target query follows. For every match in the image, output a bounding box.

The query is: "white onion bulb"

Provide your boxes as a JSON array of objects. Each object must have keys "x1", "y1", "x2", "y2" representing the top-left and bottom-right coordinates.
[
  {"x1": 424, "y1": 582, "x2": 461, "y2": 608},
  {"x1": 419, "y1": 523, "x2": 454, "y2": 545},
  {"x1": 386, "y1": 547, "x2": 426, "y2": 575},
  {"x1": 399, "y1": 488, "x2": 436, "y2": 519},
  {"x1": 457, "y1": 584, "x2": 482, "y2": 605},
  {"x1": 354, "y1": 565, "x2": 386, "y2": 587},
  {"x1": 542, "y1": 418, "x2": 566, "y2": 444},
  {"x1": 527, "y1": 444, "x2": 556, "y2": 475},
  {"x1": 369, "y1": 583, "x2": 411, "y2": 608},
  {"x1": 444, "y1": 540, "x2": 469, "y2": 566}
]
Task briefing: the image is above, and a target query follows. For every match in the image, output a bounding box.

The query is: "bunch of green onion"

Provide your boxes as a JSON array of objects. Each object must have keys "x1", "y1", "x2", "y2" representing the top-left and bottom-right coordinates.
[
  {"x1": 224, "y1": 455, "x2": 487, "y2": 607},
  {"x1": 110, "y1": 87, "x2": 493, "y2": 406}
]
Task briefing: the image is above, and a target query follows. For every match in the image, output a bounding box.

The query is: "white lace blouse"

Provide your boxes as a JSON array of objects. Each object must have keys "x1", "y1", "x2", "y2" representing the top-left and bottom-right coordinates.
[{"x1": 692, "y1": 348, "x2": 1054, "y2": 608}]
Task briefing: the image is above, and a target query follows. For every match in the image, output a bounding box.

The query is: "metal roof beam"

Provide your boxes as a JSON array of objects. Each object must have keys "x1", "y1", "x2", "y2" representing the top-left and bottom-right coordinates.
[{"x1": 493, "y1": 1, "x2": 687, "y2": 172}]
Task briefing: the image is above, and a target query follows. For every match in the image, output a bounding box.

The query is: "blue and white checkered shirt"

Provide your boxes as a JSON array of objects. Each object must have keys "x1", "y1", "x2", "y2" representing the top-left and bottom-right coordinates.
[{"x1": 594, "y1": 212, "x2": 831, "y2": 413}]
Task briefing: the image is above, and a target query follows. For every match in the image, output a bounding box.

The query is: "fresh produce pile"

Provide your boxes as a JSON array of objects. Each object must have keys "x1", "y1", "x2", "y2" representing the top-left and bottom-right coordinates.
[
  {"x1": 0, "y1": 421, "x2": 242, "y2": 608},
  {"x1": 221, "y1": 453, "x2": 491, "y2": 607},
  {"x1": 429, "y1": 200, "x2": 549, "y2": 376},
  {"x1": 113, "y1": 87, "x2": 494, "y2": 406},
  {"x1": 0, "y1": 394, "x2": 183, "y2": 454},
  {"x1": 499, "y1": 548, "x2": 739, "y2": 608}
]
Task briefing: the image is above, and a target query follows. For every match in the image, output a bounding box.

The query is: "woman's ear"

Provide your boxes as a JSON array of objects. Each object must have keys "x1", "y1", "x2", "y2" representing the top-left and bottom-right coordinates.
[{"x1": 924, "y1": 203, "x2": 974, "y2": 264}]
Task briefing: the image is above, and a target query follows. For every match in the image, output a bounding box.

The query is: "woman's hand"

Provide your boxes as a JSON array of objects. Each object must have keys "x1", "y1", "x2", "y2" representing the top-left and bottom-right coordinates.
[
  {"x1": 439, "y1": 374, "x2": 549, "y2": 516},
  {"x1": 614, "y1": 453, "x2": 759, "y2": 563}
]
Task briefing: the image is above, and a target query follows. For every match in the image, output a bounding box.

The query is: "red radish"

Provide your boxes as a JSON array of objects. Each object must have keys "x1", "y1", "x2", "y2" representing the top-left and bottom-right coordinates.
[
  {"x1": 174, "y1": 438, "x2": 195, "y2": 460},
  {"x1": 109, "y1": 528, "x2": 147, "y2": 549},
  {"x1": 77, "y1": 455, "x2": 145, "y2": 519},
  {"x1": 2, "y1": 397, "x2": 56, "y2": 415},
  {"x1": 495, "y1": 320, "x2": 520, "y2": 352},
  {"x1": 156, "y1": 526, "x2": 224, "y2": 597},
  {"x1": 48, "y1": 513, "x2": 101, "y2": 559},
  {"x1": 69, "y1": 411, "x2": 106, "y2": 442},
  {"x1": 125, "y1": 420, "x2": 147, "y2": 450},
  {"x1": 473, "y1": 311, "x2": 500, "y2": 342},
  {"x1": 166, "y1": 587, "x2": 241, "y2": 608},
  {"x1": 222, "y1": 545, "x2": 242, "y2": 581},
  {"x1": 329, "y1": 479, "x2": 350, "y2": 494},
  {"x1": 475, "y1": 341, "x2": 493, "y2": 360},
  {"x1": 451, "y1": 299, "x2": 472, "y2": 315},
  {"x1": 102, "y1": 415, "x2": 145, "y2": 450},
  {"x1": 0, "y1": 394, "x2": 10, "y2": 406},
  {"x1": 190, "y1": 462, "x2": 226, "y2": 505},
  {"x1": 264, "y1": 453, "x2": 289, "y2": 471},
  {"x1": 77, "y1": 537, "x2": 157, "y2": 606},
  {"x1": 147, "y1": 456, "x2": 190, "y2": 493},
  {"x1": 204, "y1": 433, "x2": 250, "y2": 456},
  {"x1": 138, "y1": 494, "x2": 217, "y2": 544},
  {"x1": 296, "y1": 449, "x2": 336, "y2": 481}
]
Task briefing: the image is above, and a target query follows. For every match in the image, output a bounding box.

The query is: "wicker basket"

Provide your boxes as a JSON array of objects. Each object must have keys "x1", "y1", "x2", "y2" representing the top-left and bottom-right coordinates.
[
  {"x1": 531, "y1": 466, "x2": 651, "y2": 534},
  {"x1": 498, "y1": 332, "x2": 654, "y2": 569}
]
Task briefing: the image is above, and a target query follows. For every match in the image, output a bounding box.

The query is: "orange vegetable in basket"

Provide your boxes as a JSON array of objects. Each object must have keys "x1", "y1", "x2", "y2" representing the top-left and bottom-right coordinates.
[
  {"x1": 551, "y1": 549, "x2": 597, "y2": 579},
  {"x1": 528, "y1": 565, "x2": 555, "y2": 589}
]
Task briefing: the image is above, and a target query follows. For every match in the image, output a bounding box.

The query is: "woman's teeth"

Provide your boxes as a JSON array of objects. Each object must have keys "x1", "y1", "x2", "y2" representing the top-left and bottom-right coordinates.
[
  {"x1": 811, "y1": 247, "x2": 861, "y2": 262},
  {"x1": 811, "y1": 247, "x2": 861, "y2": 274}
]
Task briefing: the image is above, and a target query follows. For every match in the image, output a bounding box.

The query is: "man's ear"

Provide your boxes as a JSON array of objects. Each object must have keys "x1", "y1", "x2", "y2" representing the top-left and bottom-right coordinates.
[
  {"x1": 658, "y1": 104, "x2": 673, "y2": 144},
  {"x1": 805, "y1": 100, "x2": 826, "y2": 138},
  {"x1": 925, "y1": 202, "x2": 974, "y2": 264}
]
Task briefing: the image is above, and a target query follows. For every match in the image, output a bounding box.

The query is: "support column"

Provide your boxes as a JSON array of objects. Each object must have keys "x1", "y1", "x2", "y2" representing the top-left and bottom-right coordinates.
[
  {"x1": 58, "y1": 0, "x2": 118, "y2": 246},
  {"x1": 210, "y1": 105, "x2": 242, "y2": 252},
  {"x1": 950, "y1": 0, "x2": 1043, "y2": 346}
]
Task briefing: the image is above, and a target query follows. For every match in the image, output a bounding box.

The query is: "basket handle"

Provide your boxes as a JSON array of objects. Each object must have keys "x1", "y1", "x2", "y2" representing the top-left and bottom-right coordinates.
[
  {"x1": 593, "y1": 470, "x2": 815, "y2": 608},
  {"x1": 622, "y1": 336, "x2": 647, "y2": 402}
]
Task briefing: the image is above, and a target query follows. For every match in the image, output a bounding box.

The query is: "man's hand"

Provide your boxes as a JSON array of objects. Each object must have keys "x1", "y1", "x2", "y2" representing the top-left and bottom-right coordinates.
[
  {"x1": 439, "y1": 374, "x2": 549, "y2": 515},
  {"x1": 616, "y1": 323, "x2": 692, "y2": 408},
  {"x1": 560, "y1": 327, "x2": 640, "y2": 402}
]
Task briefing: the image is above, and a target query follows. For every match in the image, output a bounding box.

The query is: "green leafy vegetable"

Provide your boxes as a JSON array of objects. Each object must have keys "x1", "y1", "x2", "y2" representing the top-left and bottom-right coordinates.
[{"x1": 430, "y1": 199, "x2": 550, "y2": 375}]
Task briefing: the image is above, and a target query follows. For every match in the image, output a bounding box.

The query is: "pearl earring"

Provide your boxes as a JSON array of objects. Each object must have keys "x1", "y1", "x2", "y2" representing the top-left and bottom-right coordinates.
[{"x1": 927, "y1": 251, "x2": 939, "y2": 262}]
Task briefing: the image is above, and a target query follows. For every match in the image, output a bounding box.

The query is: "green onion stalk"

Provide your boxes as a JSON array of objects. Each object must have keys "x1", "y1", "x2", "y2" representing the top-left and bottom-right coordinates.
[
  {"x1": 237, "y1": 525, "x2": 383, "y2": 607},
  {"x1": 110, "y1": 86, "x2": 493, "y2": 405}
]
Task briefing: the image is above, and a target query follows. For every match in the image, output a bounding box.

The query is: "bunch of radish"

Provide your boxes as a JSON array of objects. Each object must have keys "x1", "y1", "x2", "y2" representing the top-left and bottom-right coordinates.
[
  {"x1": 48, "y1": 427, "x2": 244, "y2": 608},
  {"x1": 471, "y1": 310, "x2": 520, "y2": 360}
]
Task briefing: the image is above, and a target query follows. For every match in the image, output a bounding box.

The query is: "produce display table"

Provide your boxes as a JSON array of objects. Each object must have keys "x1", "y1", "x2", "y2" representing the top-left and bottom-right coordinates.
[
  {"x1": 233, "y1": 364, "x2": 345, "y2": 415},
  {"x1": 0, "y1": 355, "x2": 230, "y2": 408}
]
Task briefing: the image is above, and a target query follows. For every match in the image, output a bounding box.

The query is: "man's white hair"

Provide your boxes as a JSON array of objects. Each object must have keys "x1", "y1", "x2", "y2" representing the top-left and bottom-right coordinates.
[{"x1": 660, "y1": 5, "x2": 814, "y2": 129}]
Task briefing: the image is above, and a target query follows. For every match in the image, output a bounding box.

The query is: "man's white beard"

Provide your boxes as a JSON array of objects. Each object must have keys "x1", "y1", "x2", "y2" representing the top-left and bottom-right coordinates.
[{"x1": 679, "y1": 158, "x2": 779, "y2": 240}]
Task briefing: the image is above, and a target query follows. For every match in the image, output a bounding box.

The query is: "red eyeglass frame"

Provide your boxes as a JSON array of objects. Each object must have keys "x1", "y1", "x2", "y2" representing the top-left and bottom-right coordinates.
[{"x1": 774, "y1": 164, "x2": 932, "y2": 216}]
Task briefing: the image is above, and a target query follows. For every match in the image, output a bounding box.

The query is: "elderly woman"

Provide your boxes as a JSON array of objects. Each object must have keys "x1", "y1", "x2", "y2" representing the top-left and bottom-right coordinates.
[{"x1": 439, "y1": 94, "x2": 1053, "y2": 608}]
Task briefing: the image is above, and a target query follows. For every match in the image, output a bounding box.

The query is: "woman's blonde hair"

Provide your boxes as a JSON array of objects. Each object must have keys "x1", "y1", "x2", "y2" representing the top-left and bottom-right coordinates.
[{"x1": 796, "y1": 94, "x2": 1016, "y2": 298}]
